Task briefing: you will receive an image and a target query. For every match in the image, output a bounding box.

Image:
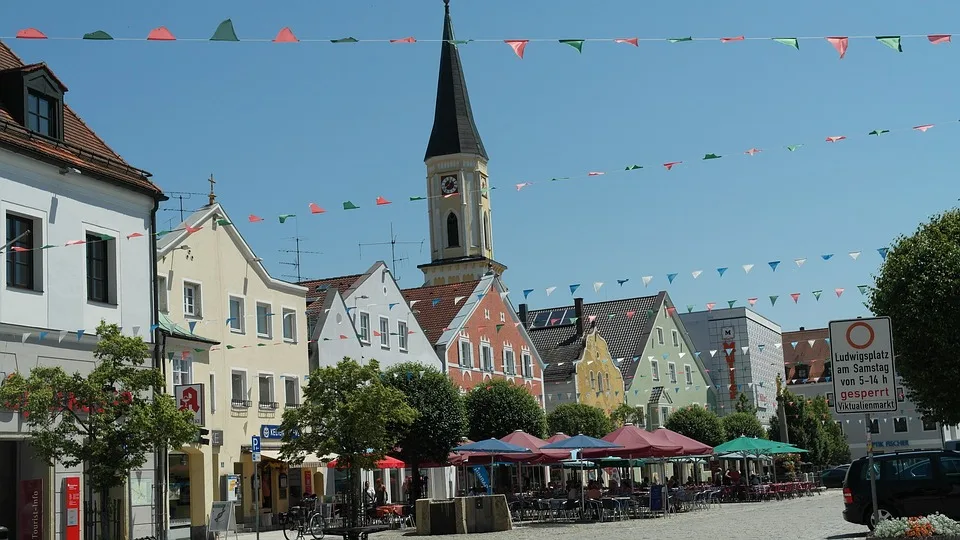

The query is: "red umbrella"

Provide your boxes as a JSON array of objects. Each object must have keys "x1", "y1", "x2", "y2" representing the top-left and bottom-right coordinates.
[
  {"x1": 545, "y1": 433, "x2": 570, "y2": 444},
  {"x1": 501, "y1": 430, "x2": 547, "y2": 450},
  {"x1": 326, "y1": 455, "x2": 406, "y2": 469},
  {"x1": 649, "y1": 427, "x2": 713, "y2": 456},
  {"x1": 585, "y1": 424, "x2": 683, "y2": 458},
  {"x1": 500, "y1": 430, "x2": 569, "y2": 463}
]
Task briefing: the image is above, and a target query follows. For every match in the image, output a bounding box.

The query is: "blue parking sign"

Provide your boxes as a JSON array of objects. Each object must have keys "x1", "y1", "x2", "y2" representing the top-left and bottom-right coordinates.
[{"x1": 251, "y1": 435, "x2": 261, "y2": 453}]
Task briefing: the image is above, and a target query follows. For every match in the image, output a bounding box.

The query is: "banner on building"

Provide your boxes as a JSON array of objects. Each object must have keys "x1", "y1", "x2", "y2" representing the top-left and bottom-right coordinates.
[{"x1": 18, "y1": 479, "x2": 43, "y2": 540}]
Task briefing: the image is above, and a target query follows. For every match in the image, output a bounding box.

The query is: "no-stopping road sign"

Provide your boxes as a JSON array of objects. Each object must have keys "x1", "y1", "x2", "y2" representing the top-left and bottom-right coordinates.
[{"x1": 829, "y1": 317, "x2": 898, "y2": 414}]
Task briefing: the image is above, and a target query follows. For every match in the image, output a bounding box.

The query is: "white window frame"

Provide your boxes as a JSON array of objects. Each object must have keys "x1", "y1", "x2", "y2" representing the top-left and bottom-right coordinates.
[
  {"x1": 183, "y1": 280, "x2": 202, "y2": 318},
  {"x1": 209, "y1": 373, "x2": 217, "y2": 413},
  {"x1": 379, "y1": 316, "x2": 390, "y2": 349},
  {"x1": 522, "y1": 352, "x2": 533, "y2": 378},
  {"x1": 4, "y1": 209, "x2": 45, "y2": 293},
  {"x1": 398, "y1": 321, "x2": 408, "y2": 352},
  {"x1": 590, "y1": 371, "x2": 596, "y2": 390},
  {"x1": 172, "y1": 353, "x2": 192, "y2": 385},
  {"x1": 656, "y1": 327, "x2": 664, "y2": 345},
  {"x1": 228, "y1": 295, "x2": 245, "y2": 334},
  {"x1": 459, "y1": 339, "x2": 473, "y2": 369},
  {"x1": 503, "y1": 347, "x2": 515, "y2": 375},
  {"x1": 230, "y1": 369, "x2": 248, "y2": 408},
  {"x1": 83, "y1": 226, "x2": 118, "y2": 305},
  {"x1": 651, "y1": 360, "x2": 660, "y2": 381},
  {"x1": 480, "y1": 342, "x2": 494, "y2": 372},
  {"x1": 668, "y1": 362, "x2": 677, "y2": 384},
  {"x1": 894, "y1": 417, "x2": 908, "y2": 433},
  {"x1": 484, "y1": 309, "x2": 490, "y2": 320},
  {"x1": 282, "y1": 375, "x2": 299, "y2": 408},
  {"x1": 684, "y1": 364, "x2": 693, "y2": 385},
  {"x1": 256, "y1": 301, "x2": 272, "y2": 338},
  {"x1": 500, "y1": 312, "x2": 505, "y2": 323},
  {"x1": 358, "y1": 311, "x2": 371, "y2": 343},
  {"x1": 157, "y1": 275, "x2": 169, "y2": 313},
  {"x1": 258, "y1": 372, "x2": 276, "y2": 409},
  {"x1": 282, "y1": 308, "x2": 297, "y2": 342},
  {"x1": 671, "y1": 329, "x2": 679, "y2": 347}
]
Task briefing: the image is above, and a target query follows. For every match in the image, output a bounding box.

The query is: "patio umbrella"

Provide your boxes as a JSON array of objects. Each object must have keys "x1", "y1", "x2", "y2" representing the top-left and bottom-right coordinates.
[
  {"x1": 767, "y1": 442, "x2": 809, "y2": 454},
  {"x1": 454, "y1": 439, "x2": 532, "y2": 494},
  {"x1": 542, "y1": 434, "x2": 622, "y2": 518},
  {"x1": 586, "y1": 424, "x2": 683, "y2": 459},
  {"x1": 546, "y1": 432, "x2": 571, "y2": 444},
  {"x1": 651, "y1": 427, "x2": 713, "y2": 456},
  {"x1": 325, "y1": 455, "x2": 406, "y2": 469},
  {"x1": 713, "y1": 436, "x2": 782, "y2": 456}
]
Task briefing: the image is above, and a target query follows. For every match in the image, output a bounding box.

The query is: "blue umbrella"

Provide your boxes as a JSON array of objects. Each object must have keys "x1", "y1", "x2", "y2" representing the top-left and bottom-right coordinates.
[
  {"x1": 541, "y1": 434, "x2": 621, "y2": 450},
  {"x1": 453, "y1": 438, "x2": 531, "y2": 495}
]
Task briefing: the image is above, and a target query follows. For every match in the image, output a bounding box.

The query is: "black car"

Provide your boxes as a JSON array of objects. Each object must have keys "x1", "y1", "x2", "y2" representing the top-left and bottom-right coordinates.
[
  {"x1": 821, "y1": 465, "x2": 850, "y2": 489},
  {"x1": 842, "y1": 449, "x2": 960, "y2": 529}
]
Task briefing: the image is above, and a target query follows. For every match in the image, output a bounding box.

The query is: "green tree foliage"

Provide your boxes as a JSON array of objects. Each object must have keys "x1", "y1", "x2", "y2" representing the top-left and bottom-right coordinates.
[
  {"x1": 721, "y1": 412, "x2": 766, "y2": 441},
  {"x1": 768, "y1": 390, "x2": 849, "y2": 466},
  {"x1": 464, "y1": 380, "x2": 546, "y2": 440},
  {"x1": 280, "y1": 358, "x2": 416, "y2": 528},
  {"x1": 664, "y1": 405, "x2": 725, "y2": 447},
  {"x1": 609, "y1": 403, "x2": 645, "y2": 429},
  {"x1": 546, "y1": 403, "x2": 612, "y2": 438},
  {"x1": 383, "y1": 362, "x2": 467, "y2": 502},
  {"x1": 735, "y1": 393, "x2": 756, "y2": 415},
  {"x1": 0, "y1": 322, "x2": 198, "y2": 540},
  {"x1": 868, "y1": 209, "x2": 960, "y2": 424}
]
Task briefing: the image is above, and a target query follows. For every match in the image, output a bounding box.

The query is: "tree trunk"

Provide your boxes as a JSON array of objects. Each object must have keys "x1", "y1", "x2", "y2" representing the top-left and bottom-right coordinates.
[
  {"x1": 99, "y1": 489, "x2": 110, "y2": 540},
  {"x1": 347, "y1": 465, "x2": 361, "y2": 529},
  {"x1": 409, "y1": 462, "x2": 422, "y2": 504}
]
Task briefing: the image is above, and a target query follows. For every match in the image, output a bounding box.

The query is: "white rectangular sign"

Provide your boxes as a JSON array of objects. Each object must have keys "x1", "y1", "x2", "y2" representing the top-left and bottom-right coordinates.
[
  {"x1": 829, "y1": 317, "x2": 898, "y2": 414},
  {"x1": 209, "y1": 501, "x2": 236, "y2": 532},
  {"x1": 174, "y1": 383, "x2": 205, "y2": 425}
]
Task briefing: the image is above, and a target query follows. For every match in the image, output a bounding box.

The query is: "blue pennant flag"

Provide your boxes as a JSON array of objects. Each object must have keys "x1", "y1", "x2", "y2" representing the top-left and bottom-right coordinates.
[
  {"x1": 821, "y1": 254, "x2": 834, "y2": 261},
  {"x1": 617, "y1": 278, "x2": 629, "y2": 286},
  {"x1": 662, "y1": 353, "x2": 669, "y2": 360},
  {"x1": 38, "y1": 331, "x2": 48, "y2": 341},
  {"x1": 717, "y1": 267, "x2": 728, "y2": 277},
  {"x1": 877, "y1": 247, "x2": 889, "y2": 260},
  {"x1": 188, "y1": 321, "x2": 198, "y2": 333},
  {"x1": 791, "y1": 341, "x2": 798, "y2": 349},
  {"x1": 432, "y1": 298, "x2": 441, "y2": 306},
  {"x1": 667, "y1": 273, "x2": 678, "y2": 284},
  {"x1": 76, "y1": 329, "x2": 85, "y2": 341},
  {"x1": 569, "y1": 284, "x2": 580, "y2": 295},
  {"x1": 523, "y1": 289, "x2": 534, "y2": 299},
  {"x1": 388, "y1": 303, "x2": 398, "y2": 310},
  {"x1": 824, "y1": 338, "x2": 831, "y2": 345},
  {"x1": 768, "y1": 261, "x2": 781, "y2": 272},
  {"x1": 477, "y1": 293, "x2": 485, "y2": 300}
]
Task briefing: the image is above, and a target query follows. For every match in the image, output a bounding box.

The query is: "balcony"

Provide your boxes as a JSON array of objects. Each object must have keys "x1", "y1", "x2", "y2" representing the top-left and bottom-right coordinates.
[
  {"x1": 231, "y1": 399, "x2": 252, "y2": 409},
  {"x1": 259, "y1": 401, "x2": 279, "y2": 411}
]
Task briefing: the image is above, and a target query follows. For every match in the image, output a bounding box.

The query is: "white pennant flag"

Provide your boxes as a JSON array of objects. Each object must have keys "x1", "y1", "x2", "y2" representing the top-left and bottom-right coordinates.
[
  {"x1": 641, "y1": 276, "x2": 653, "y2": 287},
  {"x1": 545, "y1": 286, "x2": 557, "y2": 296},
  {"x1": 709, "y1": 350, "x2": 717, "y2": 357},
  {"x1": 808, "y1": 339, "x2": 816, "y2": 347},
  {"x1": 774, "y1": 343, "x2": 783, "y2": 349},
  {"x1": 849, "y1": 251, "x2": 861, "y2": 260},
  {"x1": 132, "y1": 325, "x2": 141, "y2": 337},
  {"x1": 500, "y1": 291, "x2": 509, "y2": 299},
  {"x1": 691, "y1": 270, "x2": 703, "y2": 279},
  {"x1": 454, "y1": 296, "x2": 466, "y2": 305},
  {"x1": 741, "y1": 346, "x2": 750, "y2": 354},
  {"x1": 409, "y1": 300, "x2": 420, "y2": 307},
  {"x1": 794, "y1": 258, "x2": 806, "y2": 268},
  {"x1": 58, "y1": 330, "x2": 68, "y2": 343},
  {"x1": 593, "y1": 282, "x2": 604, "y2": 293},
  {"x1": 678, "y1": 352, "x2": 686, "y2": 358},
  {"x1": 742, "y1": 264, "x2": 754, "y2": 274},
  {"x1": 21, "y1": 333, "x2": 30, "y2": 343}
]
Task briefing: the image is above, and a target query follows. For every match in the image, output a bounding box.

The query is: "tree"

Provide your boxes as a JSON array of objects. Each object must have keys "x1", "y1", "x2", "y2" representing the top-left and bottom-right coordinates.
[
  {"x1": 767, "y1": 390, "x2": 849, "y2": 466},
  {"x1": 0, "y1": 322, "x2": 198, "y2": 540},
  {"x1": 609, "y1": 403, "x2": 645, "y2": 429},
  {"x1": 546, "y1": 403, "x2": 612, "y2": 438},
  {"x1": 280, "y1": 358, "x2": 416, "y2": 532},
  {"x1": 383, "y1": 362, "x2": 467, "y2": 502},
  {"x1": 664, "y1": 405, "x2": 725, "y2": 447},
  {"x1": 868, "y1": 209, "x2": 960, "y2": 424},
  {"x1": 463, "y1": 380, "x2": 546, "y2": 440},
  {"x1": 721, "y1": 412, "x2": 766, "y2": 441},
  {"x1": 735, "y1": 393, "x2": 756, "y2": 415}
]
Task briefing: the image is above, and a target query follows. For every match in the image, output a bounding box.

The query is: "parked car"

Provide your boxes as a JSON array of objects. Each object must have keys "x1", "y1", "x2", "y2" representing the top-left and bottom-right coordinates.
[
  {"x1": 821, "y1": 465, "x2": 850, "y2": 489},
  {"x1": 842, "y1": 449, "x2": 960, "y2": 530}
]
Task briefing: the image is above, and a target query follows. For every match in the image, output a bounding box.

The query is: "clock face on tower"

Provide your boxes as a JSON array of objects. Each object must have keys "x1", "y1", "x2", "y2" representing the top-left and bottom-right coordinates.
[{"x1": 441, "y1": 176, "x2": 459, "y2": 195}]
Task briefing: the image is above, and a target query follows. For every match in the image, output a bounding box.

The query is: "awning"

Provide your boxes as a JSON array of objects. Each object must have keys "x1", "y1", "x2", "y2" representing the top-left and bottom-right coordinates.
[{"x1": 259, "y1": 450, "x2": 336, "y2": 468}]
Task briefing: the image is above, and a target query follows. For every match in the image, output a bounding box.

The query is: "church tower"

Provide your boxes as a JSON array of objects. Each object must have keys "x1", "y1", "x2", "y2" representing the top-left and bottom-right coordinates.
[{"x1": 418, "y1": 0, "x2": 507, "y2": 286}]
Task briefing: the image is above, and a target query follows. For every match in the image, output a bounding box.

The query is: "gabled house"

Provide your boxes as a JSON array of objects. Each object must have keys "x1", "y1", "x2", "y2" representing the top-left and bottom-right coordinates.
[
  {"x1": 299, "y1": 262, "x2": 442, "y2": 372},
  {"x1": 522, "y1": 292, "x2": 717, "y2": 428},
  {"x1": 402, "y1": 270, "x2": 545, "y2": 404}
]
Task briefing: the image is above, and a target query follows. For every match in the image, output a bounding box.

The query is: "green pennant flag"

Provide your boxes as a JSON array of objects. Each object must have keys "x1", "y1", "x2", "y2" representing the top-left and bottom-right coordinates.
[
  {"x1": 625, "y1": 165, "x2": 643, "y2": 170},
  {"x1": 156, "y1": 230, "x2": 174, "y2": 237},
  {"x1": 607, "y1": 313, "x2": 615, "y2": 319},
  {"x1": 257, "y1": 343, "x2": 266, "y2": 347},
  {"x1": 668, "y1": 37, "x2": 693, "y2": 43},
  {"x1": 550, "y1": 177, "x2": 570, "y2": 181},
  {"x1": 343, "y1": 201, "x2": 359, "y2": 210},
  {"x1": 496, "y1": 324, "x2": 504, "y2": 333},
  {"x1": 226, "y1": 345, "x2": 236, "y2": 350},
  {"x1": 876, "y1": 36, "x2": 902, "y2": 52},
  {"x1": 215, "y1": 219, "x2": 232, "y2": 226},
  {"x1": 727, "y1": 300, "x2": 736, "y2": 308},
  {"x1": 278, "y1": 214, "x2": 296, "y2": 223},
  {"x1": 40, "y1": 244, "x2": 55, "y2": 250},
  {"x1": 786, "y1": 144, "x2": 803, "y2": 152},
  {"x1": 448, "y1": 39, "x2": 472, "y2": 45},
  {"x1": 812, "y1": 290, "x2": 823, "y2": 301},
  {"x1": 646, "y1": 309, "x2": 655, "y2": 318},
  {"x1": 769, "y1": 295, "x2": 779, "y2": 306},
  {"x1": 868, "y1": 129, "x2": 890, "y2": 136},
  {"x1": 194, "y1": 348, "x2": 204, "y2": 352},
  {"x1": 409, "y1": 196, "x2": 426, "y2": 201},
  {"x1": 686, "y1": 304, "x2": 694, "y2": 313},
  {"x1": 559, "y1": 39, "x2": 584, "y2": 52},
  {"x1": 83, "y1": 30, "x2": 113, "y2": 40},
  {"x1": 331, "y1": 37, "x2": 358, "y2": 43},
  {"x1": 568, "y1": 317, "x2": 579, "y2": 324},
  {"x1": 858, "y1": 285, "x2": 870, "y2": 295},
  {"x1": 773, "y1": 37, "x2": 799, "y2": 50},
  {"x1": 703, "y1": 153, "x2": 722, "y2": 160},
  {"x1": 210, "y1": 19, "x2": 239, "y2": 41}
]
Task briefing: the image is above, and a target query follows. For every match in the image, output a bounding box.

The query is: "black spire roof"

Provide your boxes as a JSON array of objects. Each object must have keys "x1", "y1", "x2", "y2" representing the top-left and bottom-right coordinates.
[{"x1": 424, "y1": 0, "x2": 488, "y2": 161}]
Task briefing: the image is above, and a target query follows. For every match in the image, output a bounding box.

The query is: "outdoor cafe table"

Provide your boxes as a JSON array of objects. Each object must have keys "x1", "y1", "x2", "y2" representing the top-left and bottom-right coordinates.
[{"x1": 375, "y1": 505, "x2": 405, "y2": 518}]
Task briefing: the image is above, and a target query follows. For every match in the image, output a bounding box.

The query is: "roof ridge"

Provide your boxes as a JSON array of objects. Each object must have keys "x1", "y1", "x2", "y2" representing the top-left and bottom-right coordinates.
[
  {"x1": 300, "y1": 272, "x2": 365, "y2": 285},
  {"x1": 402, "y1": 279, "x2": 480, "y2": 293}
]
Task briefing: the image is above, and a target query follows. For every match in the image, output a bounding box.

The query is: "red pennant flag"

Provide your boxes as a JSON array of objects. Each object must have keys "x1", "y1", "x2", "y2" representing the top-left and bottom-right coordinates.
[
  {"x1": 65, "y1": 239, "x2": 86, "y2": 246},
  {"x1": 587, "y1": 172, "x2": 605, "y2": 176},
  {"x1": 928, "y1": 34, "x2": 951, "y2": 44},
  {"x1": 248, "y1": 215, "x2": 263, "y2": 223},
  {"x1": 373, "y1": 331, "x2": 381, "y2": 337},
  {"x1": 826, "y1": 36, "x2": 848, "y2": 59},
  {"x1": 913, "y1": 124, "x2": 934, "y2": 132},
  {"x1": 274, "y1": 27, "x2": 298, "y2": 43},
  {"x1": 505, "y1": 40, "x2": 529, "y2": 59},
  {"x1": 376, "y1": 196, "x2": 392, "y2": 205},
  {"x1": 744, "y1": 148, "x2": 761, "y2": 156},
  {"x1": 11, "y1": 246, "x2": 29, "y2": 252},
  {"x1": 126, "y1": 232, "x2": 144, "y2": 239},
  {"x1": 663, "y1": 161, "x2": 682, "y2": 171},
  {"x1": 825, "y1": 136, "x2": 846, "y2": 142},
  {"x1": 309, "y1": 203, "x2": 325, "y2": 214},
  {"x1": 390, "y1": 37, "x2": 416, "y2": 43},
  {"x1": 720, "y1": 36, "x2": 745, "y2": 43},
  {"x1": 790, "y1": 293, "x2": 801, "y2": 303},
  {"x1": 835, "y1": 288, "x2": 845, "y2": 298},
  {"x1": 666, "y1": 306, "x2": 677, "y2": 316},
  {"x1": 147, "y1": 26, "x2": 176, "y2": 41},
  {"x1": 626, "y1": 311, "x2": 636, "y2": 319},
  {"x1": 408, "y1": 330, "x2": 415, "y2": 335},
  {"x1": 185, "y1": 225, "x2": 202, "y2": 234},
  {"x1": 339, "y1": 334, "x2": 349, "y2": 340},
  {"x1": 550, "y1": 318, "x2": 560, "y2": 325},
  {"x1": 615, "y1": 38, "x2": 639, "y2": 47},
  {"x1": 747, "y1": 297, "x2": 758, "y2": 306},
  {"x1": 706, "y1": 302, "x2": 716, "y2": 311},
  {"x1": 16, "y1": 28, "x2": 47, "y2": 39}
]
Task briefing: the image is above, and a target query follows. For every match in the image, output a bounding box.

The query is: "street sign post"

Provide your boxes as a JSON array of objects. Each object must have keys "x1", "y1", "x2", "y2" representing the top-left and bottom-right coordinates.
[
  {"x1": 251, "y1": 436, "x2": 261, "y2": 540},
  {"x1": 829, "y1": 316, "x2": 897, "y2": 528}
]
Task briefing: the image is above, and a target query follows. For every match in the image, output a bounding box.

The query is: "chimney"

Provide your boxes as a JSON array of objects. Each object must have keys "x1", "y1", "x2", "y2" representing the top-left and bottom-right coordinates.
[
  {"x1": 519, "y1": 303, "x2": 528, "y2": 327},
  {"x1": 574, "y1": 297, "x2": 584, "y2": 335},
  {"x1": 799, "y1": 326, "x2": 805, "y2": 331}
]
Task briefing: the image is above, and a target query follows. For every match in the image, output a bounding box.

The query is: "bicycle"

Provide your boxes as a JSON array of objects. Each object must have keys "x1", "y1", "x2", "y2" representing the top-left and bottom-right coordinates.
[{"x1": 282, "y1": 495, "x2": 325, "y2": 540}]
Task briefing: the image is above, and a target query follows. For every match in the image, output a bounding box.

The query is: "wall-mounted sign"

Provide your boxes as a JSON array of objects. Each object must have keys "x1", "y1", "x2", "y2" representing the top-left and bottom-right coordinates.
[
  {"x1": 18, "y1": 479, "x2": 42, "y2": 540},
  {"x1": 174, "y1": 384, "x2": 205, "y2": 425}
]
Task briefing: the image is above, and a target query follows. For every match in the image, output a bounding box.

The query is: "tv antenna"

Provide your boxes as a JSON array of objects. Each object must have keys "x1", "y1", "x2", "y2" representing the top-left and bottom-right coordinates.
[
  {"x1": 358, "y1": 223, "x2": 424, "y2": 282},
  {"x1": 279, "y1": 236, "x2": 322, "y2": 283},
  {"x1": 161, "y1": 191, "x2": 205, "y2": 225}
]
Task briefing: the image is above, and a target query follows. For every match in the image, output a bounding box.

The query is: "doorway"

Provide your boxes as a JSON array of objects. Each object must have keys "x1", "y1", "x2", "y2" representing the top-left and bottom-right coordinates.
[{"x1": 0, "y1": 442, "x2": 18, "y2": 533}]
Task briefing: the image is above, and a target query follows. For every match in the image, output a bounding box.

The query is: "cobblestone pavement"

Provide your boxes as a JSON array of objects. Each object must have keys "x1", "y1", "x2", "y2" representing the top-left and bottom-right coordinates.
[{"x1": 239, "y1": 490, "x2": 867, "y2": 540}]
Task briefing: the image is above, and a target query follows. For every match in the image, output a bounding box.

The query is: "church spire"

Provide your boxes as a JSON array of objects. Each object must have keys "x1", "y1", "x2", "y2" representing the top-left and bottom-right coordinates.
[{"x1": 424, "y1": 0, "x2": 488, "y2": 162}]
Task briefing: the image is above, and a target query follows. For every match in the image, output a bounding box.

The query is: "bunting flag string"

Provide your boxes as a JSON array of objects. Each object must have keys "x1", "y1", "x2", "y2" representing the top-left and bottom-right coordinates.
[{"x1": 9, "y1": 21, "x2": 956, "y2": 59}]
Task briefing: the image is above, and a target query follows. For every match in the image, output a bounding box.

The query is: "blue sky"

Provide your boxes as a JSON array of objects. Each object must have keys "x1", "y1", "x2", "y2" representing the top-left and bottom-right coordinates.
[{"x1": 5, "y1": 0, "x2": 957, "y2": 332}]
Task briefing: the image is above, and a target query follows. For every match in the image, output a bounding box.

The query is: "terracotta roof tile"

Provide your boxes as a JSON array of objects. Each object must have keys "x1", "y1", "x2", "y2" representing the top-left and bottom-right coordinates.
[
  {"x1": 781, "y1": 327, "x2": 830, "y2": 383},
  {"x1": 299, "y1": 274, "x2": 365, "y2": 328},
  {"x1": 0, "y1": 41, "x2": 160, "y2": 196},
  {"x1": 401, "y1": 280, "x2": 481, "y2": 344}
]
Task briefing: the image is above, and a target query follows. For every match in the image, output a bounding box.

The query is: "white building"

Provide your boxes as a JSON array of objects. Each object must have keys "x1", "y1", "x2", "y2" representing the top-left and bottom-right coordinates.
[{"x1": 0, "y1": 41, "x2": 164, "y2": 540}]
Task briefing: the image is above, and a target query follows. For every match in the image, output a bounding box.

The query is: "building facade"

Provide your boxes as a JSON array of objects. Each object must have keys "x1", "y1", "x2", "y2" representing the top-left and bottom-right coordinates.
[
  {"x1": 156, "y1": 202, "x2": 312, "y2": 540},
  {"x1": 0, "y1": 41, "x2": 164, "y2": 540},
  {"x1": 680, "y1": 307, "x2": 783, "y2": 424}
]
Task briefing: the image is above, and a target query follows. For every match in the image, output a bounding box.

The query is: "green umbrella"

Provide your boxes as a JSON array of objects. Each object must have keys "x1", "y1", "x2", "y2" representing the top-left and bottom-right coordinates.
[
  {"x1": 713, "y1": 436, "x2": 783, "y2": 455},
  {"x1": 767, "y1": 442, "x2": 809, "y2": 454}
]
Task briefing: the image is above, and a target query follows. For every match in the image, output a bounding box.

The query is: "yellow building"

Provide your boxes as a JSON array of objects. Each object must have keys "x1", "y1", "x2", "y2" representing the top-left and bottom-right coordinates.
[{"x1": 156, "y1": 200, "x2": 316, "y2": 540}]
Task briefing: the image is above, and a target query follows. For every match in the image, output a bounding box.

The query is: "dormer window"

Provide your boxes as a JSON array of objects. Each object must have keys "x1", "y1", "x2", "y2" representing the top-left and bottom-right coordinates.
[
  {"x1": 26, "y1": 91, "x2": 57, "y2": 138},
  {"x1": 0, "y1": 64, "x2": 67, "y2": 141}
]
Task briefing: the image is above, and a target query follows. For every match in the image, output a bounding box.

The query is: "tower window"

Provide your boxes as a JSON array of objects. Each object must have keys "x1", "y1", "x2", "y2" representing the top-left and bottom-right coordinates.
[
  {"x1": 446, "y1": 212, "x2": 460, "y2": 248},
  {"x1": 27, "y1": 91, "x2": 57, "y2": 138},
  {"x1": 483, "y1": 212, "x2": 492, "y2": 251}
]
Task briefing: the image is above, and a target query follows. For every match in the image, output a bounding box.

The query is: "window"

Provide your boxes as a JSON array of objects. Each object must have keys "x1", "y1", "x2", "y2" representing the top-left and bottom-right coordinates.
[
  {"x1": 660, "y1": 406, "x2": 670, "y2": 424},
  {"x1": 826, "y1": 392, "x2": 835, "y2": 407},
  {"x1": 897, "y1": 387, "x2": 905, "y2": 402},
  {"x1": 795, "y1": 365, "x2": 809, "y2": 379},
  {"x1": 85, "y1": 233, "x2": 111, "y2": 303},
  {"x1": 835, "y1": 420, "x2": 843, "y2": 435},
  {"x1": 379, "y1": 317, "x2": 390, "y2": 349},
  {"x1": 671, "y1": 329, "x2": 679, "y2": 347},
  {"x1": 684, "y1": 364, "x2": 693, "y2": 385},
  {"x1": 484, "y1": 309, "x2": 490, "y2": 320},
  {"x1": 6, "y1": 214, "x2": 35, "y2": 290},
  {"x1": 256, "y1": 302, "x2": 272, "y2": 338},
  {"x1": 358, "y1": 312, "x2": 371, "y2": 343},
  {"x1": 668, "y1": 362, "x2": 677, "y2": 384},
  {"x1": 823, "y1": 361, "x2": 833, "y2": 379},
  {"x1": 209, "y1": 373, "x2": 216, "y2": 413},
  {"x1": 398, "y1": 321, "x2": 408, "y2": 352},
  {"x1": 481, "y1": 343, "x2": 493, "y2": 372},
  {"x1": 228, "y1": 296, "x2": 245, "y2": 333},
  {"x1": 941, "y1": 456, "x2": 960, "y2": 480},
  {"x1": 447, "y1": 213, "x2": 460, "y2": 248},
  {"x1": 26, "y1": 91, "x2": 57, "y2": 138},
  {"x1": 522, "y1": 352, "x2": 533, "y2": 378},
  {"x1": 258, "y1": 374, "x2": 276, "y2": 409},
  {"x1": 483, "y1": 212, "x2": 492, "y2": 251},
  {"x1": 459, "y1": 340, "x2": 473, "y2": 368},
  {"x1": 651, "y1": 360, "x2": 660, "y2": 381},
  {"x1": 282, "y1": 309, "x2": 297, "y2": 341},
  {"x1": 605, "y1": 373, "x2": 610, "y2": 391},
  {"x1": 231, "y1": 370, "x2": 248, "y2": 408},
  {"x1": 183, "y1": 282, "x2": 201, "y2": 317},
  {"x1": 656, "y1": 327, "x2": 664, "y2": 345},
  {"x1": 894, "y1": 457, "x2": 932, "y2": 480},
  {"x1": 678, "y1": 341, "x2": 683, "y2": 353},
  {"x1": 503, "y1": 348, "x2": 515, "y2": 375},
  {"x1": 922, "y1": 417, "x2": 938, "y2": 431},
  {"x1": 500, "y1": 312, "x2": 505, "y2": 323},
  {"x1": 894, "y1": 417, "x2": 908, "y2": 433},
  {"x1": 284, "y1": 377, "x2": 299, "y2": 407},
  {"x1": 157, "y1": 275, "x2": 169, "y2": 313},
  {"x1": 590, "y1": 371, "x2": 596, "y2": 390},
  {"x1": 869, "y1": 418, "x2": 880, "y2": 434},
  {"x1": 172, "y1": 354, "x2": 192, "y2": 385}
]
